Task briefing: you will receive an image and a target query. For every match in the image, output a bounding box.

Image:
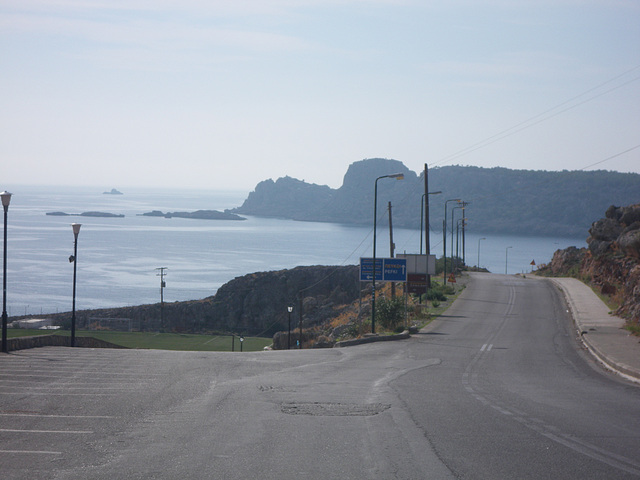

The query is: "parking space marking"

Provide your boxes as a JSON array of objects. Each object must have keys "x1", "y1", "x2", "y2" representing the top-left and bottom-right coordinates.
[
  {"x1": 0, "y1": 449, "x2": 63, "y2": 455},
  {"x1": 0, "y1": 391, "x2": 116, "y2": 396},
  {"x1": 0, "y1": 413, "x2": 115, "y2": 419},
  {"x1": 0, "y1": 428, "x2": 93, "y2": 434}
]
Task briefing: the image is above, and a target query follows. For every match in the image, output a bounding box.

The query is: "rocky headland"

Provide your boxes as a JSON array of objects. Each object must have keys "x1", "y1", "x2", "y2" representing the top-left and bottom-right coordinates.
[
  {"x1": 232, "y1": 158, "x2": 640, "y2": 237},
  {"x1": 537, "y1": 203, "x2": 640, "y2": 329},
  {"x1": 43, "y1": 265, "x2": 361, "y2": 342}
]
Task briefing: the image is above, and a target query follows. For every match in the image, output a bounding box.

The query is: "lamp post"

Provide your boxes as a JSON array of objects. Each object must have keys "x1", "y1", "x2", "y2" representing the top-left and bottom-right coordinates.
[
  {"x1": 477, "y1": 237, "x2": 486, "y2": 270},
  {"x1": 298, "y1": 295, "x2": 303, "y2": 349},
  {"x1": 443, "y1": 199, "x2": 461, "y2": 284},
  {"x1": 1, "y1": 191, "x2": 12, "y2": 353},
  {"x1": 505, "y1": 246, "x2": 512, "y2": 275},
  {"x1": 70, "y1": 223, "x2": 81, "y2": 347},
  {"x1": 287, "y1": 304, "x2": 293, "y2": 349},
  {"x1": 372, "y1": 173, "x2": 404, "y2": 334}
]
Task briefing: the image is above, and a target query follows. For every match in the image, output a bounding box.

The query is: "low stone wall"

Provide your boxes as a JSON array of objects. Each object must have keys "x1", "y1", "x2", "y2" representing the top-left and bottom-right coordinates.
[
  {"x1": 334, "y1": 331, "x2": 410, "y2": 348},
  {"x1": 6, "y1": 335, "x2": 127, "y2": 352}
]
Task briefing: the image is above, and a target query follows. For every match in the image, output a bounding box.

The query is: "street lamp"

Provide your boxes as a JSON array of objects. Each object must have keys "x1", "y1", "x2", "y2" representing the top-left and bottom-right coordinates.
[
  {"x1": 443, "y1": 199, "x2": 461, "y2": 284},
  {"x1": 287, "y1": 304, "x2": 293, "y2": 349},
  {"x1": 1, "y1": 191, "x2": 12, "y2": 353},
  {"x1": 70, "y1": 223, "x2": 81, "y2": 347},
  {"x1": 477, "y1": 237, "x2": 486, "y2": 270},
  {"x1": 372, "y1": 173, "x2": 404, "y2": 334},
  {"x1": 505, "y1": 246, "x2": 512, "y2": 275},
  {"x1": 420, "y1": 191, "x2": 442, "y2": 255}
]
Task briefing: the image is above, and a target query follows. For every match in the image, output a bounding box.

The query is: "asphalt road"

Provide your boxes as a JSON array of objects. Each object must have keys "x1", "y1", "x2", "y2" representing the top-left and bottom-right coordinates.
[{"x1": 1, "y1": 273, "x2": 639, "y2": 479}]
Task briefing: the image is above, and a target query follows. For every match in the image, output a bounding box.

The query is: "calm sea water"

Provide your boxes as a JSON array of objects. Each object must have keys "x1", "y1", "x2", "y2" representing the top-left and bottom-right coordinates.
[{"x1": 1, "y1": 186, "x2": 585, "y2": 315}]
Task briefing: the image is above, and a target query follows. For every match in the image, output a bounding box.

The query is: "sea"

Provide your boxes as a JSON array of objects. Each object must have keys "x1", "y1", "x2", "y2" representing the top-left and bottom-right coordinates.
[{"x1": 1, "y1": 186, "x2": 586, "y2": 316}]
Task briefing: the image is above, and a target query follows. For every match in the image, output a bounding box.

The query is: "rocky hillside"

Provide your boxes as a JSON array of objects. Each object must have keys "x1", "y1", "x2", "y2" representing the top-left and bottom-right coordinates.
[
  {"x1": 45, "y1": 265, "x2": 361, "y2": 337},
  {"x1": 538, "y1": 204, "x2": 640, "y2": 327},
  {"x1": 232, "y1": 158, "x2": 640, "y2": 237}
]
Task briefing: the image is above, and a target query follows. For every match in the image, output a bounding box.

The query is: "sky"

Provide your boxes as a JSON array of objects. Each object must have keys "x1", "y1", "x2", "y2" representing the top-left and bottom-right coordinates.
[{"x1": 1, "y1": 0, "x2": 639, "y2": 191}]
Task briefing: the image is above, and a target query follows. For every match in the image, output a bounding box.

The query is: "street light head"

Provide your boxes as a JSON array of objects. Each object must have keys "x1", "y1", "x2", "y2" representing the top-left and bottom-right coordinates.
[
  {"x1": 391, "y1": 173, "x2": 404, "y2": 180},
  {"x1": 71, "y1": 223, "x2": 82, "y2": 236},
  {"x1": 429, "y1": 191, "x2": 442, "y2": 195},
  {"x1": 287, "y1": 304, "x2": 293, "y2": 313},
  {"x1": 0, "y1": 191, "x2": 12, "y2": 208}
]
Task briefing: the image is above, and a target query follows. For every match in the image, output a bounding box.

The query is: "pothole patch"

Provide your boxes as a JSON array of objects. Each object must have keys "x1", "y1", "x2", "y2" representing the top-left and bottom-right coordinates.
[
  {"x1": 281, "y1": 402, "x2": 390, "y2": 417},
  {"x1": 259, "y1": 385, "x2": 296, "y2": 393}
]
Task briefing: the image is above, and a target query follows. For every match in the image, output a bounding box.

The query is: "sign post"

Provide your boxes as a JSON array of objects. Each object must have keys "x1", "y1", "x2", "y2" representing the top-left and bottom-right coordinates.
[{"x1": 396, "y1": 254, "x2": 435, "y2": 295}]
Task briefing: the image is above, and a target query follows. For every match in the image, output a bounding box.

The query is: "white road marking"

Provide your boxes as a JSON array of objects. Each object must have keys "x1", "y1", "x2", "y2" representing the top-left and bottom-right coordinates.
[
  {"x1": 0, "y1": 449, "x2": 62, "y2": 455},
  {"x1": 0, "y1": 428, "x2": 93, "y2": 434}
]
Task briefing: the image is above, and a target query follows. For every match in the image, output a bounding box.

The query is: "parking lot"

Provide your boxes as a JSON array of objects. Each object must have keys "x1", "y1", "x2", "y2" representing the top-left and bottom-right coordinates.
[{"x1": 0, "y1": 347, "x2": 206, "y2": 479}]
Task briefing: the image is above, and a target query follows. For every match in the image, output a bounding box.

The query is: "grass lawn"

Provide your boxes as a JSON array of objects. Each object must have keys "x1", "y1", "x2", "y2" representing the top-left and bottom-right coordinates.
[{"x1": 7, "y1": 329, "x2": 272, "y2": 352}]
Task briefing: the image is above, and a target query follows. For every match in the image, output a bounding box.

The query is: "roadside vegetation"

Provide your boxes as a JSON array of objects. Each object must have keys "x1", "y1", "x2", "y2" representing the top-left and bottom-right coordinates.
[{"x1": 302, "y1": 275, "x2": 466, "y2": 347}]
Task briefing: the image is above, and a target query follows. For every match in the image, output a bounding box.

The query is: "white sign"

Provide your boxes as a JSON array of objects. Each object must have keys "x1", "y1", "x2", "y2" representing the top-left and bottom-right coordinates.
[{"x1": 396, "y1": 254, "x2": 436, "y2": 275}]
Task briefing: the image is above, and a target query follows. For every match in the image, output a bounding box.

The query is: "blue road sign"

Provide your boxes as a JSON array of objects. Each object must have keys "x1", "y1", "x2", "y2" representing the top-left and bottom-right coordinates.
[
  {"x1": 360, "y1": 258, "x2": 407, "y2": 282},
  {"x1": 359, "y1": 258, "x2": 383, "y2": 281},
  {"x1": 383, "y1": 258, "x2": 407, "y2": 281}
]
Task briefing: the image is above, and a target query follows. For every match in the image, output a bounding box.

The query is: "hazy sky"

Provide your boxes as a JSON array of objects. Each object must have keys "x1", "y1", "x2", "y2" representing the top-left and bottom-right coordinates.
[{"x1": 1, "y1": 0, "x2": 639, "y2": 191}]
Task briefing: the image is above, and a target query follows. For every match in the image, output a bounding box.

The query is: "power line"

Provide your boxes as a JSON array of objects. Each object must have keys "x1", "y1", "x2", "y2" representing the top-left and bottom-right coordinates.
[{"x1": 432, "y1": 65, "x2": 640, "y2": 167}]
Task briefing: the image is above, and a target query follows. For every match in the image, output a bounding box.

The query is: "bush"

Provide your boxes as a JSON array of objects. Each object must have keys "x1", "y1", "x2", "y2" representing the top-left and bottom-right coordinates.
[
  {"x1": 426, "y1": 288, "x2": 447, "y2": 302},
  {"x1": 377, "y1": 296, "x2": 405, "y2": 331}
]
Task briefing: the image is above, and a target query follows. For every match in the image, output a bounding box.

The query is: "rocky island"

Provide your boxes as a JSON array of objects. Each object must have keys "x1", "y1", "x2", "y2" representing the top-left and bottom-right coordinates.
[
  {"x1": 141, "y1": 210, "x2": 245, "y2": 221},
  {"x1": 103, "y1": 188, "x2": 123, "y2": 195},
  {"x1": 46, "y1": 211, "x2": 125, "y2": 218}
]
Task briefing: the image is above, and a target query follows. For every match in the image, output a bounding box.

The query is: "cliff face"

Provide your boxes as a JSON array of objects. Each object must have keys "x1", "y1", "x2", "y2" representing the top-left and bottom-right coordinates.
[{"x1": 541, "y1": 204, "x2": 640, "y2": 326}]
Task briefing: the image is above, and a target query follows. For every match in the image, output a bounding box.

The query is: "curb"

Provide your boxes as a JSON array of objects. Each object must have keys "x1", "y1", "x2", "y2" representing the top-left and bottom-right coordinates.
[
  {"x1": 578, "y1": 331, "x2": 640, "y2": 384},
  {"x1": 334, "y1": 331, "x2": 410, "y2": 348},
  {"x1": 549, "y1": 278, "x2": 640, "y2": 384}
]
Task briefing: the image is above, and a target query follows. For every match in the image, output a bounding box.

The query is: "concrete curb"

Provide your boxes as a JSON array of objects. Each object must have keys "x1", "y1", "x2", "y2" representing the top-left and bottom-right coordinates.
[
  {"x1": 334, "y1": 331, "x2": 410, "y2": 348},
  {"x1": 549, "y1": 278, "x2": 640, "y2": 384},
  {"x1": 579, "y1": 331, "x2": 640, "y2": 384}
]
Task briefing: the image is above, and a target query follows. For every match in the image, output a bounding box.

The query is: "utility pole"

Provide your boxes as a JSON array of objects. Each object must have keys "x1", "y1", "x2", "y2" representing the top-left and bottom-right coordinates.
[
  {"x1": 388, "y1": 201, "x2": 395, "y2": 297},
  {"x1": 424, "y1": 164, "x2": 431, "y2": 288},
  {"x1": 156, "y1": 267, "x2": 167, "y2": 331},
  {"x1": 461, "y1": 202, "x2": 469, "y2": 267}
]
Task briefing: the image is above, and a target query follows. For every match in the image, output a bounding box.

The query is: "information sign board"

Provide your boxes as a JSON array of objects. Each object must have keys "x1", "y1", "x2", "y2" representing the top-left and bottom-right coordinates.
[{"x1": 359, "y1": 258, "x2": 407, "y2": 282}]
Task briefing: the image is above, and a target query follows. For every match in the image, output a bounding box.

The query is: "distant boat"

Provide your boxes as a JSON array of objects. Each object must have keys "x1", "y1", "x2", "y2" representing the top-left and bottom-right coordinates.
[{"x1": 103, "y1": 188, "x2": 123, "y2": 195}]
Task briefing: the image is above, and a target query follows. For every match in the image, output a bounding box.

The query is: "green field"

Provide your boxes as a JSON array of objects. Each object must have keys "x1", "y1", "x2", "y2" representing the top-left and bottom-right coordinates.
[{"x1": 7, "y1": 329, "x2": 272, "y2": 352}]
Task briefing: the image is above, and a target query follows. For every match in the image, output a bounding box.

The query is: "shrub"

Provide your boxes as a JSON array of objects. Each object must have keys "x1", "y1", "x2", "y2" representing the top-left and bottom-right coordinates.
[{"x1": 377, "y1": 296, "x2": 405, "y2": 331}]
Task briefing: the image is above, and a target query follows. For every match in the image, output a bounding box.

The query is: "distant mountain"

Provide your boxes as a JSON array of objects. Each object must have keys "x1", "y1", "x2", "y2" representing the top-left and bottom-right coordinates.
[{"x1": 232, "y1": 158, "x2": 640, "y2": 238}]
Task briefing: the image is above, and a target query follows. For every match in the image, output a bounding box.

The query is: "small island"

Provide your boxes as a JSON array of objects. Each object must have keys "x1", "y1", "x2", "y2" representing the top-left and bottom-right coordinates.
[
  {"x1": 46, "y1": 211, "x2": 125, "y2": 218},
  {"x1": 103, "y1": 188, "x2": 123, "y2": 195},
  {"x1": 140, "y1": 210, "x2": 245, "y2": 221}
]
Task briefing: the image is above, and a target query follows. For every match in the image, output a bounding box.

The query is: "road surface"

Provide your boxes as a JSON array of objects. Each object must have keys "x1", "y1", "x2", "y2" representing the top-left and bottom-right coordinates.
[{"x1": 1, "y1": 273, "x2": 638, "y2": 479}]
